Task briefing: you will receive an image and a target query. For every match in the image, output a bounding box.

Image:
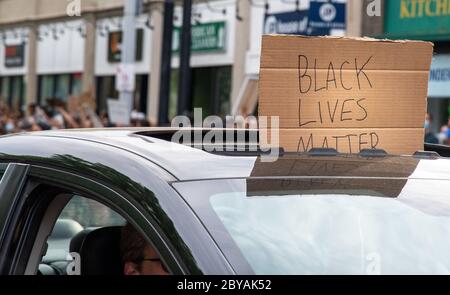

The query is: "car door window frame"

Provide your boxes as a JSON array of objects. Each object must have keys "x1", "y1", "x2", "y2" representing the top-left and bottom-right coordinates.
[
  {"x1": 6, "y1": 164, "x2": 185, "y2": 275},
  {"x1": 0, "y1": 163, "x2": 30, "y2": 274},
  {"x1": 25, "y1": 193, "x2": 72, "y2": 275}
]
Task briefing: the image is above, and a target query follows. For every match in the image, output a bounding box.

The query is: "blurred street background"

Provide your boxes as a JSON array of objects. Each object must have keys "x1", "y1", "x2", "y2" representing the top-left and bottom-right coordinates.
[{"x1": 0, "y1": 0, "x2": 449, "y2": 144}]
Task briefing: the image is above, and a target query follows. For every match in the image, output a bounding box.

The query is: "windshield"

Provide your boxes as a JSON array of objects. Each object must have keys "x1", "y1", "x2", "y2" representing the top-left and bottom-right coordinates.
[{"x1": 174, "y1": 178, "x2": 450, "y2": 275}]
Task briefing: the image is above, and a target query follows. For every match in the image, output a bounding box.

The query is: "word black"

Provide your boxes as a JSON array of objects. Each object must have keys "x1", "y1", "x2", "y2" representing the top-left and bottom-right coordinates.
[{"x1": 298, "y1": 55, "x2": 374, "y2": 94}]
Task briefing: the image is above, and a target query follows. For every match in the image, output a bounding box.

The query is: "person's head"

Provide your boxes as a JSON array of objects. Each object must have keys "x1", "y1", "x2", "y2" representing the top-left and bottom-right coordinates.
[
  {"x1": 120, "y1": 223, "x2": 169, "y2": 275},
  {"x1": 28, "y1": 103, "x2": 37, "y2": 116},
  {"x1": 425, "y1": 113, "x2": 432, "y2": 131}
]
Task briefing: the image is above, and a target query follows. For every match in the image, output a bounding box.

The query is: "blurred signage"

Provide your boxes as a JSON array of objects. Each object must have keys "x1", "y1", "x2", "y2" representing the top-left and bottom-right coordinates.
[
  {"x1": 308, "y1": 0, "x2": 346, "y2": 31},
  {"x1": 4, "y1": 44, "x2": 25, "y2": 68},
  {"x1": 108, "y1": 29, "x2": 144, "y2": 63},
  {"x1": 107, "y1": 98, "x2": 131, "y2": 125},
  {"x1": 385, "y1": 0, "x2": 450, "y2": 40},
  {"x1": 263, "y1": 2, "x2": 346, "y2": 36},
  {"x1": 263, "y1": 10, "x2": 311, "y2": 35},
  {"x1": 115, "y1": 63, "x2": 135, "y2": 92},
  {"x1": 173, "y1": 21, "x2": 226, "y2": 53},
  {"x1": 428, "y1": 54, "x2": 450, "y2": 98}
]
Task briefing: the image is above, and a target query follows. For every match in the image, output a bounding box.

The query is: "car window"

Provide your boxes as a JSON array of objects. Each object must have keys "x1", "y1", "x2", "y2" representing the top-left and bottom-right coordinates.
[
  {"x1": 175, "y1": 178, "x2": 450, "y2": 275},
  {"x1": 40, "y1": 195, "x2": 126, "y2": 275},
  {"x1": 58, "y1": 195, "x2": 126, "y2": 228}
]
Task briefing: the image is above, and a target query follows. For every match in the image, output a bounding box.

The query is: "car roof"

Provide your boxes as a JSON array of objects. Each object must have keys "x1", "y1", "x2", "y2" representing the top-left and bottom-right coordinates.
[{"x1": 1, "y1": 128, "x2": 450, "y2": 182}]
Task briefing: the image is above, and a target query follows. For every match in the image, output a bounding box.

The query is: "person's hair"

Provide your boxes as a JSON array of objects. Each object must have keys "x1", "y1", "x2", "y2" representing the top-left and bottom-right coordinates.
[{"x1": 120, "y1": 223, "x2": 147, "y2": 269}]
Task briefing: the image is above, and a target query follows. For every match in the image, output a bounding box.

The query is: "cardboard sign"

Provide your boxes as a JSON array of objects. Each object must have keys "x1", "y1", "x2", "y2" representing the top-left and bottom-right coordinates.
[
  {"x1": 115, "y1": 63, "x2": 136, "y2": 92},
  {"x1": 258, "y1": 35, "x2": 434, "y2": 154},
  {"x1": 67, "y1": 96, "x2": 80, "y2": 114},
  {"x1": 79, "y1": 89, "x2": 97, "y2": 110},
  {"x1": 107, "y1": 98, "x2": 131, "y2": 125}
]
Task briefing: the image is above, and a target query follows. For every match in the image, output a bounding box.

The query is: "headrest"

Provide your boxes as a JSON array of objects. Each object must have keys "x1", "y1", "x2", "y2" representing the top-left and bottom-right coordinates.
[
  {"x1": 69, "y1": 226, "x2": 123, "y2": 275},
  {"x1": 50, "y1": 219, "x2": 83, "y2": 240}
]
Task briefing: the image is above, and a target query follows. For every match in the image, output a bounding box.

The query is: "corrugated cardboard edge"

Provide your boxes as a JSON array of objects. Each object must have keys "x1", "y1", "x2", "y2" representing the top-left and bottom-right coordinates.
[{"x1": 263, "y1": 34, "x2": 435, "y2": 47}]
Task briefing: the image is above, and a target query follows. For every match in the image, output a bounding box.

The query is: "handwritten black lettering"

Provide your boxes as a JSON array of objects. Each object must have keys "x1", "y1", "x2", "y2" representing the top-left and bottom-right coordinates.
[
  {"x1": 327, "y1": 100, "x2": 339, "y2": 123},
  {"x1": 298, "y1": 55, "x2": 311, "y2": 94},
  {"x1": 340, "y1": 99, "x2": 354, "y2": 122},
  {"x1": 355, "y1": 56, "x2": 373, "y2": 90},
  {"x1": 347, "y1": 134, "x2": 358, "y2": 153},
  {"x1": 326, "y1": 62, "x2": 338, "y2": 90},
  {"x1": 333, "y1": 135, "x2": 349, "y2": 151},
  {"x1": 297, "y1": 133, "x2": 314, "y2": 152},
  {"x1": 340, "y1": 61, "x2": 352, "y2": 90},
  {"x1": 359, "y1": 133, "x2": 369, "y2": 151},
  {"x1": 370, "y1": 132, "x2": 379, "y2": 149},
  {"x1": 296, "y1": 133, "x2": 381, "y2": 154},
  {"x1": 356, "y1": 98, "x2": 368, "y2": 121},
  {"x1": 298, "y1": 99, "x2": 316, "y2": 127},
  {"x1": 314, "y1": 59, "x2": 326, "y2": 92},
  {"x1": 318, "y1": 99, "x2": 323, "y2": 124},
  {"x1": 322, "y1": 136, "x2": 329, "y2": 148}
]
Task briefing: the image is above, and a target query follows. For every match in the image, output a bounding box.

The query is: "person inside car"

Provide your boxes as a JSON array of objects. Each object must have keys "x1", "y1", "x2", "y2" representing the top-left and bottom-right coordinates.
[{"x1": 120, "y1": 222, "x2": 169, "y2": 275}]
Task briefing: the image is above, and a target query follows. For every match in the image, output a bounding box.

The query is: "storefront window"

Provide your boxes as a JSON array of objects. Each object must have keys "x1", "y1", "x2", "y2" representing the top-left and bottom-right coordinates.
[
  {"x1": 167, "y1": 66, "x2": 231, "y2": 121},
  {"x1": 0, "y1": 77, "x2": 8, "y2": 100},
  {"x1": 216, "y1": 67, "x2": 231, "y2": 116},
  {"x1": 96, "y1": 75, "x2": 148, "y2": 115},
  {"x1": 0, "y1": 76, "x2": 25, "y2": 111},
  {"x1": 71, "y1": 74, "x2": 82, "y2": 96},
  {"x1": 134, "y1": 75, "x2": 148, "y2": 113},
  {"x1": 39, "y1": 76, "x2": 55, "y2": 103},
  {"x1": 55, "y1": 75, "x2": 70, "y2": 100},
  {"x1": 169, "y1": 70, "x2": 179, "y2": 121},
  {"x1": 96, "y1": 76, "x2": 118, "y2": 114},
  {"x1": 38, "y1": 74, "x2": 83, "y2": 104},
  {"x1": 192, "y1": 68, "x2": 213, "y2": 117},
  {"x1": 10, "y1": 76, "x2": 24, "y2": 110}
]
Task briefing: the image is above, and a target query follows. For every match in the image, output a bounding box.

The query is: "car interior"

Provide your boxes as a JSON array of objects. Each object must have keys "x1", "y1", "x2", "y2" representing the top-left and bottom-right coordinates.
[{"x1": 35, "y1": 195, "x2": 128, "y2": 275}]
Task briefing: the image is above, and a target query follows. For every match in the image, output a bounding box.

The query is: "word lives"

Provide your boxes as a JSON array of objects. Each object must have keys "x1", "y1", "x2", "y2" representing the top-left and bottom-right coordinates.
[{"x1": 296, "y1": 54, "x2": 379, "y2": 152}]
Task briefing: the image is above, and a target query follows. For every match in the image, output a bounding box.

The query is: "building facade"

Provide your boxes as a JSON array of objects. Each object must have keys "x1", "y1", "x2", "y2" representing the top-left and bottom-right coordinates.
[
  {"x1": 362, "y1": 0, "x2": 450, "y2": 135},
  {"x1": 0, "y1": 0, "x2": 355, "y2": 124}
]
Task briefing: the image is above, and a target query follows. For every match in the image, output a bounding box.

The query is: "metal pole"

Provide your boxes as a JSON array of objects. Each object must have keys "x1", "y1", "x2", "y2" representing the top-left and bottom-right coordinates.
[
  {"x1": 119, "y1": 0, "x2": 141, "y2": 108},
  {"x1": 177, "y1": 0, "x2": 193, "y2": 116},
  {"x1": 158, "y1": 0, "x2": 175, "y2": 125}
]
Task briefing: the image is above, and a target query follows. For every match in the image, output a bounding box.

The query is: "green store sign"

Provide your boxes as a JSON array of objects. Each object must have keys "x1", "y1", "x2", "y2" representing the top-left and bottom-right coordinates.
[
  {"x1": 172, "y1": 21, "x2": 226, "y2": 53},
  {"x1": 385, "y1": 0, "x2": 450, "y2": 40}
]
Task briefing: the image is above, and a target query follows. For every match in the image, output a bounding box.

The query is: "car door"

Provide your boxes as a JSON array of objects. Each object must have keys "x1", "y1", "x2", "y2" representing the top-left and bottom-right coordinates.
[{"x1": 0, "y1": 163, "x2": 187, "y2": 275}]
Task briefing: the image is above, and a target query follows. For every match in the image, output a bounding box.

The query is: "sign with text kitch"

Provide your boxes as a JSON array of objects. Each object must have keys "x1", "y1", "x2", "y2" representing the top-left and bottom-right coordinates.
[
  {"x1": 258, "y1": 35, "x2": 434, "y2": 155},
  {"x1": 385, "y1": 0, "x2": 450, "y2": 40}
]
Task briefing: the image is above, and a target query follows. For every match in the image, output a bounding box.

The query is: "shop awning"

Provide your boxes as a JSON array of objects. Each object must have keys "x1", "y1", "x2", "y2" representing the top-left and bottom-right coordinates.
[{"x1": 232, "y1": 75, "x2": 259, "y2": 116}]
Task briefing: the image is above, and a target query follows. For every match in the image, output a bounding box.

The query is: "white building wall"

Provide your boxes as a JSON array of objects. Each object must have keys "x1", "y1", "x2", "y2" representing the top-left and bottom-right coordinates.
[
  {"x1": 95, "y1": 16, "x2": 152, "y2": 76},
  {"x1": 36, "y1": 20, "x2": 85, "y2": 74}
]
